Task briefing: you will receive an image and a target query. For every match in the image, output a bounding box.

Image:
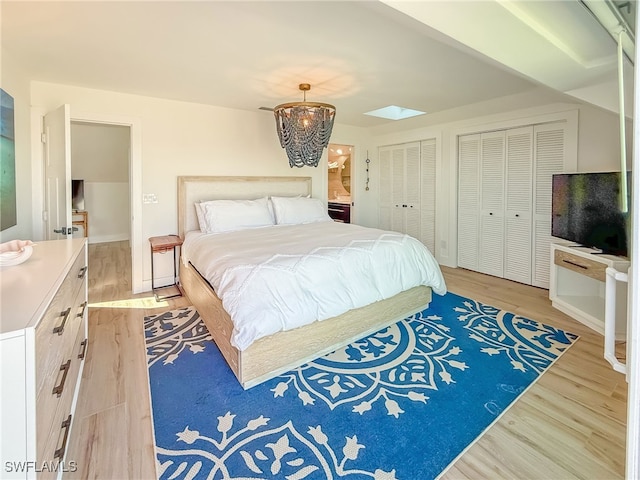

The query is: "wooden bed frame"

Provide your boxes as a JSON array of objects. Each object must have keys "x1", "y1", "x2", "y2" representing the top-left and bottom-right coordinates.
[{"x1": 177, "y1": 175, "x2": 432, "y2": 389}]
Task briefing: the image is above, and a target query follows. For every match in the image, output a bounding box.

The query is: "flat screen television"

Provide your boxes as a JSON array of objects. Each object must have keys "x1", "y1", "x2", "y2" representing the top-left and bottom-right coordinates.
[
  {"x1": 71, "y1": 179, "x2": 85, "y2": 211},
  {"x1": 551, "y1": 172, "x2": 630, "y2": 257}
]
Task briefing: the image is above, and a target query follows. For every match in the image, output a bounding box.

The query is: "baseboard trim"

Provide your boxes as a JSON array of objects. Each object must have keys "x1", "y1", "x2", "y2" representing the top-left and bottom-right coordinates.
[{"x1": 88, "y1": 234, "x2": 130, "y2": 244}]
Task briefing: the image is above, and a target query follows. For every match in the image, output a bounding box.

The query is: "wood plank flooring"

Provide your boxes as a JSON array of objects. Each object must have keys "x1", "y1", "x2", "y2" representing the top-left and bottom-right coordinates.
[{"x1": 65, "y1": 241, "x2": 627, "y2": 479}]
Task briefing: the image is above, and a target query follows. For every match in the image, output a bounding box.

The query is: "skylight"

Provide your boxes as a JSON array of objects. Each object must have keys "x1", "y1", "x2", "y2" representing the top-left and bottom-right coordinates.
[{"x1": 364, "y1": 105, "x2": 426, "y2": 120}]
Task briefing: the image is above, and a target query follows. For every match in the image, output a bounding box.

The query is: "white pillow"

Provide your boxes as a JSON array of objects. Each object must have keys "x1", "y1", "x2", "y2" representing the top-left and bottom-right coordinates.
[
  {"x1": 271, "y1": 196, "x2": 332, "y2": 225},
  {"x1": 199, "y1": 197, "x2": 274, "y2": 233},
  {"x1": 194, "y1": 202, "x2": 209, "y2": 232}
]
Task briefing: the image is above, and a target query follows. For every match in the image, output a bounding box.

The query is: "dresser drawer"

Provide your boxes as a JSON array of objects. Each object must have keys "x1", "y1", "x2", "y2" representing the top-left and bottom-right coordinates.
[
  {"x1": 35, "y1": 247, "x2": 87, "y2": 460},
  {"x1": 328, "y1": 202, "x2": 351, "y2": 223},
  {"x1": 40, "y1": 320, "x2": 87, "y2": 472},
  {"x1": 554, "y1": 249, "x2": 607, "y2": 282},
  {"x1": 36, "y1": 247, "x2": 87, "y2": 391},
  {"x1": 34, "y1": 246, "x2": 87, "y2": 389},
  {"x1": 35, "y1": 292, "x2": 86, "y2": 460}
]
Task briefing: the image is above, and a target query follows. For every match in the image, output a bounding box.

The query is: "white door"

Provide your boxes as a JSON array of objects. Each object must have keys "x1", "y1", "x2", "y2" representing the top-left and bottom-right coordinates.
[
  {"x1": 504, "y1": 127, "x2": 533, "y2": 284},
  {"x1": 420, "y1": 139, "x2": 436, "y2": 254},
  {"x1": 379, "y1": 142, "x2": 421, "y2": 237},
  {"x1": 478, "y1": 131, "x2": 505, "y2": 277},
  {"x1": 391, "y1": 146, "x2": 405, "y2": 233},
  {"x1": 379, "y1": 147, "x2": 392, "y2": 230},
  {"x1": 457, "y1": 134, "x2": 481, "y2": 271},
  {"x1": 404, "y1": 143, "x2": 421, "y2": 240},
  {"x1": 532, "y1": 122, "x2": 566, "y2": 289},
  {"x1": 43, "y1": 105, "x2": 72, "y2": 240}
]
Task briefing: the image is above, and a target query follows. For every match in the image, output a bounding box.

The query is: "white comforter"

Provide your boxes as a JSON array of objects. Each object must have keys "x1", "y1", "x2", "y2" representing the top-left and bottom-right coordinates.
[{"x1": 182, "y1": 221, "x2": 446, "y2": 351}]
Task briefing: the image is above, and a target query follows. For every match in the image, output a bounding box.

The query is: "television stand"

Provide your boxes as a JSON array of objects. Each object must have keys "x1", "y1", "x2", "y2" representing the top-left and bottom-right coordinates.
[{"x1": 549, "y1": 242, "x2": 629, "y2": 339}]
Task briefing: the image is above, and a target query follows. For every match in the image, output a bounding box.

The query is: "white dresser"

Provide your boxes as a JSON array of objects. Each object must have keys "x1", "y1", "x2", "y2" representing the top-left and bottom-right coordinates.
[{"x1": 1, "y1": 239, "x2": 88, "y2": 479}]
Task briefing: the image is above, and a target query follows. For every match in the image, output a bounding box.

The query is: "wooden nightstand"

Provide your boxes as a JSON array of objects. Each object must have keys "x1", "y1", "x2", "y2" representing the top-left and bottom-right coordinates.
[{"x1": 149, "y1": 235, "x2": 183, "y2": 301}]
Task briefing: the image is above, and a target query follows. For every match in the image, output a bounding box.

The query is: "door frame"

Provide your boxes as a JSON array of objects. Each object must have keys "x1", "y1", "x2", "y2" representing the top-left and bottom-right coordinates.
[
  {"x1": 327, "y1": 142, "x2": 355, "y2": 222},
  {"x1": 33, "y1": 109, "x2": 144, "y2": 294}
]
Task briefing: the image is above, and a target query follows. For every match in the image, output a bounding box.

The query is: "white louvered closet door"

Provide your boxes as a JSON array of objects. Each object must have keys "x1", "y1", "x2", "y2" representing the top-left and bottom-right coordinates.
[
  {"x1": 420, "y1": 139, "x2": 437, "y2": 253},
  {"x1": 532, "y1": 122, "x2": 566, "y2": 289},
  {"x1": 391, "y1": 147, "x2": 405, "y2": 233},
  {"x1": 378, "y1": 142, "x2": 422, "y2": 238},
  {"x1": 504, "y1": 127, "x2": 533, "y2": 284},
  {"x1": 457, "y1": 134, "x2": 481, "y2": 271},
  {"x1": 479, "y1": 131, "x2": 506, "y2": 278},
  {"x1": 404, "y1": 143, "x2": 421, "y2": 240},
  {"x1": 378, "y1": 147, "x2": 392, "y2": 230}
]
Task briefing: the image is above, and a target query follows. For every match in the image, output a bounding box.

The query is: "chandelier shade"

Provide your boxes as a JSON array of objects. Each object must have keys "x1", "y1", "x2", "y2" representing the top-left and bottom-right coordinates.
[{"x1": 273, "y1": 84, "x2": 336, "y2": 168}]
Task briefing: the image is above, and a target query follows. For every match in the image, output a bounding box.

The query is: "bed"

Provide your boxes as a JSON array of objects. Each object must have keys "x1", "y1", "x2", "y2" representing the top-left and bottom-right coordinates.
[{"x1": 177, "y1": 175, "x2": 446, "y2": 389}]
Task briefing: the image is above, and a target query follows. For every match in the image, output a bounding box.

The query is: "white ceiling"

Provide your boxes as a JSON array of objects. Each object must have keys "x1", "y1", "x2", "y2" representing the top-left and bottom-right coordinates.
[{"x1": 1, "y1": 1, "x2": 629, "y2": 130}]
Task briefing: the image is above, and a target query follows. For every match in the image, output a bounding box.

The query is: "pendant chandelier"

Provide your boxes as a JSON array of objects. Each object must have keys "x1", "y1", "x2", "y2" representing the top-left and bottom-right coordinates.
[{"x1": 273, "y1": 83, "x2": 336, "y2": 168}]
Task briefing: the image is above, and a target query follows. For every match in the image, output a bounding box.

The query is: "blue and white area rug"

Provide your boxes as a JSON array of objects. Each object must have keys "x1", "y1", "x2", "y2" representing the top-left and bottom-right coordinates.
[{"x1": 144, "y1": 292, "x2": 578, "y2": 480}]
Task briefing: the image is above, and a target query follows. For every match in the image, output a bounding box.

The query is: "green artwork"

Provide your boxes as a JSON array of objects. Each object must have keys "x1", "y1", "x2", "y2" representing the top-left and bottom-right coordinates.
[{"x1": 1, "y1": 89, "x2": 16, "y2": 231}]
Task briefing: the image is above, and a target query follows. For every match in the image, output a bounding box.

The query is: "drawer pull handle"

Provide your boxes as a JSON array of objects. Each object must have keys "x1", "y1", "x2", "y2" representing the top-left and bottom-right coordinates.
[
  {"x1": 53, "y1": 308, "x2": 71, "y2": 335},
  {"x1": 54, "y1": 415, "x2": 72, "y2": 460},
  {"x1": 78, "y1": 266, "x2": 88, "y2": 279},
  {"x1": 78, "y1": 339, "x2": 88, "y2": 360},
  {"x1": 562, "y1": 259, "x2": 588, "y2": 270},
  {"x1": 52, "y1": 360, "x2": 71, "y2": 397},
  {"x1": 77, "y1": 301, "x2": 88, "y2": 317},
  {"x1": 328, "y1": 208, "x2": 344, "y2": 213}
]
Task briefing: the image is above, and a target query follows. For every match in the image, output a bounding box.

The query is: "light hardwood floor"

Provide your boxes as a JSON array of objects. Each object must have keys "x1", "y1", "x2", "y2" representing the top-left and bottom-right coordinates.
[{"x1": 66, "y1": 241, "x2": 627, "y2": 479}]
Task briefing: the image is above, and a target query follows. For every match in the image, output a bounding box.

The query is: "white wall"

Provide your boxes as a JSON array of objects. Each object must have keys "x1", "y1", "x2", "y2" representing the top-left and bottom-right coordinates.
[
  {"x1": 0, "y1": 48, "x2": 32, "y2": 243},
  {"x1": 84, "y1": 182, "x2": 129, "y2": 243},
  {"x1": 30, "y1": 81, "x2": 370, "y2": 292},
  {"x1": 71, "y1": 122, "x2": 129, "y2": 181}
]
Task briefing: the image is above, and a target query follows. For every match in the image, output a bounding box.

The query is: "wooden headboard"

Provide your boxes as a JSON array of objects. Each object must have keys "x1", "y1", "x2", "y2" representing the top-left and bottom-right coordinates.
[{"x1": 177, "y1": 176, "x2": 312, "y2": 237}]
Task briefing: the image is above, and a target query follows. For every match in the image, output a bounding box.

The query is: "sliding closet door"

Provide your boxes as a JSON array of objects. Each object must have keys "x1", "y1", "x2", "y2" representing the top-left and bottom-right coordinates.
[
  {"x1": 532, "y1": 122, "x2": 566, "y2": 289},
  {"x1": 420, "y1": 139, "x2": 437, "y2": 253},
  {"x1": 504, "y1": 127, "x2": 533, "y2": 284},
  {"x1": 457, "y1": 134, "x2": 481, "y2": 271},
  {"x1": 478, "y1": 131, "x2": 506, "y2": 277}
]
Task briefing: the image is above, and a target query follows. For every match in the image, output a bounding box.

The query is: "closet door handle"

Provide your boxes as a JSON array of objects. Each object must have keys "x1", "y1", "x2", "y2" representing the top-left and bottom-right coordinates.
[{"x1": 489, "y1": 212, "x2": 493, "y2": 216}]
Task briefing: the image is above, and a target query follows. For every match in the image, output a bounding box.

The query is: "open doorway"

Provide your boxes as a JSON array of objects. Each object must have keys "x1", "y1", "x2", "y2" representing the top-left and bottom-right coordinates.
[
  {"x1": 70, "y1": 121, "x2": 132, "y2": 295},
  {"x1": 327, "y1": 143, "x2": 353, "y2": 223},
  {"x1": 39, "y1": 106, "x2": 143, "y2": 293},
  {"x1": 70, "y1": 121, "x2": 131, "y2": 244}
]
